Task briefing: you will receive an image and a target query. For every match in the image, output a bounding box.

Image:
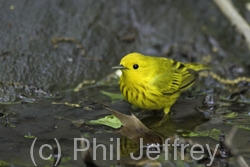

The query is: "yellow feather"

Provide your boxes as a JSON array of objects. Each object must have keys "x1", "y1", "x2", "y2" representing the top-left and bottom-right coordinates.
[{"x1": 113, "y1": 52, "x2": 207, "y2": 116}]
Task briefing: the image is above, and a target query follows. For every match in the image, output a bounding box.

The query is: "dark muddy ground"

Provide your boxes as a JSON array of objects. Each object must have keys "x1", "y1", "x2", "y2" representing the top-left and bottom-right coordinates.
[{"x1": 0, "y1": 0, "x2": 250, "y2": 167}]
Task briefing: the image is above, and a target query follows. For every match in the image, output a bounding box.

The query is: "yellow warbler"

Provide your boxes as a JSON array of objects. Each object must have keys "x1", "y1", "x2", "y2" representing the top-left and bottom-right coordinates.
[{"x1": 112, "y1": 52, "x2": 207, "y2": 123}]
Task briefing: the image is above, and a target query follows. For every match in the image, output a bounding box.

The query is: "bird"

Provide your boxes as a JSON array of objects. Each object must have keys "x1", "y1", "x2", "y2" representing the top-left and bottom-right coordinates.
[{"x1": 112, "y1": 52, "x2": 207, "y2": 126}]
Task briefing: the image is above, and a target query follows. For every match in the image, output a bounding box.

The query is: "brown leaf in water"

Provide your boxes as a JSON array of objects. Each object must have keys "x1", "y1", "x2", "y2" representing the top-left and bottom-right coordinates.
[{"x1": 103, "y1": 107, "x2": 163, "y2": 146}]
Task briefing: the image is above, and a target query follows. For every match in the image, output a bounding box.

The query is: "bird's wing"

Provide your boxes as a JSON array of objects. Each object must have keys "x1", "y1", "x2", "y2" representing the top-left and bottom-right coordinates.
[
  {"x1": 178, "y1": 69, "x2": 198, "y2": 90},
  {"x1": 152, "y1": 60, "x2": 198, "y2": 95}
]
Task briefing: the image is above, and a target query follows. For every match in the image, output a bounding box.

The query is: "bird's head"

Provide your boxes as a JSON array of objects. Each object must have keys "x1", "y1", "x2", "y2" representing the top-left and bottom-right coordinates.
[
  {"x1": 113, "y1": 52, "x2": 149, "y2": 69},
  {"x1": 112, "y1": 52, "x2": 151, "y2": 79}
]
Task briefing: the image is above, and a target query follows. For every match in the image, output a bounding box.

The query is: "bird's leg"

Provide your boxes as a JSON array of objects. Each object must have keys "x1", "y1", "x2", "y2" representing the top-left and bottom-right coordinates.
[
  {"x1": 150, "y1": 107, "x2": 171, "y2": 127},
  {"x1": 150, "y1": 114, "x2": 170, "y2": 128},
  {"x1": 159, "y1": 114, "x2": 170, "y2": 124}
]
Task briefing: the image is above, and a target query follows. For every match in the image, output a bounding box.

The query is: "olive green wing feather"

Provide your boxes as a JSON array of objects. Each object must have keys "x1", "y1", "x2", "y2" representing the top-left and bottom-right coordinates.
[
  {"x1": 178, "y1": 69, "x2": 198, "y2": 90},
  {"x1": 151, "y1": 60, "x2": 198, "y2": 95}
]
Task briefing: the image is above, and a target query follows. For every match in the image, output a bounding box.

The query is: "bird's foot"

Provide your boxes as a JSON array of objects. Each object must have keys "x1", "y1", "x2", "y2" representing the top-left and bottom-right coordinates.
[{"x1": 150, "y1": 114, "x2": 170, "y2": 128}]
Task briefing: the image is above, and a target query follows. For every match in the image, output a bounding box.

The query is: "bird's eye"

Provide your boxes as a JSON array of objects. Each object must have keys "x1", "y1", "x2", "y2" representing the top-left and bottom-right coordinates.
[{"x1": 133, "y1": 64, "x2": 139, "y2": 69}]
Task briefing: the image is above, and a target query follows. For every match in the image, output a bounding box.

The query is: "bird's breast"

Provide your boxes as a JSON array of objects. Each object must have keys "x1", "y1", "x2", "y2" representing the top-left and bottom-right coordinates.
[{"x1": 119, "y1": 77, "x2": 165, "y2": 110}]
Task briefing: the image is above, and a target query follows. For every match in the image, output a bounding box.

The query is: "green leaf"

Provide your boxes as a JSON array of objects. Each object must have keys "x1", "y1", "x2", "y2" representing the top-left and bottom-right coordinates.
[
  {"x1": 0, "y1": 160, "x2": 9, "y2": 166},
  {"x1": 208, "y1": 129, "x2": 222, "y2": 140},
  {"x1": 181, "y1": 128, "x2": 221, "y2": 140},
  {"x1": 24, "y1": 133, "x2": 36, "y2": 139},
  {"x1": 182, "y1": 131, "x2": 207, "y2": 137},
  {"x1": 224, "y1": 112, "x2": 238, "y2": 119},
  {"x1": 8, "y1": 124, "x2": 16, "y2": 128},
  {"x1": 237, "y1": 125, "x2": 250, "y2": 131},
  {"x1": 100, "y1": 91, "x2": 124, "y2": 102},
  {"x1": 88, "y1": 115, "x2": 122, "y2": 129}
]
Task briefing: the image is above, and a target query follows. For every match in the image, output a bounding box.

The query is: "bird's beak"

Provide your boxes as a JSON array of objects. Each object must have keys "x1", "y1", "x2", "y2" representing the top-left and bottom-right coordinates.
[{"x1": 112, "y1": 64, "x2": 127, "y2": 70}]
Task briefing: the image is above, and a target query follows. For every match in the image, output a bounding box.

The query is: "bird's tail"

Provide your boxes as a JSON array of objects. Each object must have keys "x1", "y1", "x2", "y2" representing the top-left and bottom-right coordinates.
[{"x1": 184, "y1": 63, "x2": 209, "y2": 72}]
